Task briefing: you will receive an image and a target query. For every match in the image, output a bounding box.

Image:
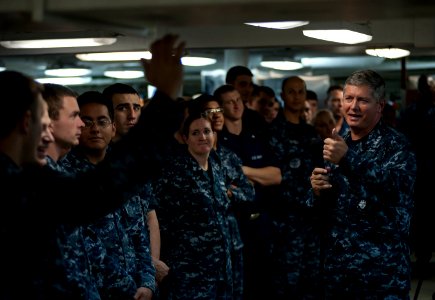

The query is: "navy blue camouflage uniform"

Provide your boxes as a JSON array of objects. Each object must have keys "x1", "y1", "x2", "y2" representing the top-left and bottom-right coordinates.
[
  {"x1": 45, "y1": 156, "x2": 102, "y2": 300},
  {"x1": 0, "y1": 91, "x2": 182, "y2": 300},
  {"x1": 267, "y1": 112, "x2": 324, "y2": 299},
  {"x1": 155, "y1": 147, "x2": 243, "y2": 300},
  {"x1": 307, "y1": 120, "x2": 416, "y2": 299},
  {"x1": 215, "y1": 144, "x2": 256, "y2": 297},
  {"x1": 61, "y1": 144, "x2": 156, "y2": 299}
]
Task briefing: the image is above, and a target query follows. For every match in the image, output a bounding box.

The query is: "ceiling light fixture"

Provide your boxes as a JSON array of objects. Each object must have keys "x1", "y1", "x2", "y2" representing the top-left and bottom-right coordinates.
[
  {"x1": 301, "y1": 56, "x2": 384, "y2": 68},
  {"x1": 104, "y1": 70, "x2": 144, "y2": 79},
  {"x1": 260, "y1": 61, "x2": 303, "y2": 71},
  {"x1": 181, "y1": 57, "x2": 216, "y2": 66},
  {"x1": 77, "y1": 51, "x2": 216, "y2": 67},
  {"x1": 302, "y1": 22, "x2": 372, "y2": 44},
  {"x1": 36, "y1": 77, "x2": 92, "y2": 85},
  {"x1": 45, "y1": 67, "x2": 92, "y2": 77},
  {"x1": 1, "y1": 38, "x2": 117, "y2": 49},
  {"x1": 245, "y1": 21, "x2": 309, "y2": 30},
  {"x1": 365, "y1": 47, "x2": 410, "y2": 59},
  {"x1": 76, "y1": 51, "x2": 151, "y2": 61}
]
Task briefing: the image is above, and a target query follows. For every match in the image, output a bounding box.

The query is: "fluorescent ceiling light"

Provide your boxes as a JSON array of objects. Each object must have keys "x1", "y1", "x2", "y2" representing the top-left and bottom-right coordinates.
[
  {"x1": 104, "y1": 70, "x2": 144, "y2": 79},
  {"x1": 148, "y1": 85, "x2": 157, "y2": 98},
  {"x1": 36, "y1": 77, "x2": 92, "y2": 85},
  {"x1": 365, "y1": 48, "x2": 410, "y2": 59},
  {"x1": 1, "y1": 38, "x2": 117, "y2": 49},
  {"x1": 301, "y1": 56, "x2": 384, "y2": 68},
  {"x1": 302, "y1": 22, "x2": 372, "y2": 44},
  {"x1": 45, "y1": 68, "x2": 91, "y2": 77},
  {"x1": 77, "y1": 51, "x2": 151, "y2": 61},
  {"x1": 0, "y1": 67, "x2": 5, "y2": 72},
  {"x1": 303, "y1": 30, "x2": 372, "y2": 44},
  {"x1": 181, "y1": 57, "x2": 216, "y2": 66},
  {"x1": 260, "y1": 61, "x2": 303, "y2": 70},
  {"x1": 245, "y1": 21, "x2": 309, "y2": 30},
  {"x1": 78, "y1": 51, "x2": 215, "y2": 66}
]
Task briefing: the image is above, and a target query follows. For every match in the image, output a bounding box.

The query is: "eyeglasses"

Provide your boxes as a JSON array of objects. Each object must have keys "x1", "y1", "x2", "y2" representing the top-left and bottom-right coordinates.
[
  {"x1": 82, "y1": 118, "x2": 112, "y2": 129},
  {"x1": 201, "y1": 107, "x2": 223, "y2": 118}
]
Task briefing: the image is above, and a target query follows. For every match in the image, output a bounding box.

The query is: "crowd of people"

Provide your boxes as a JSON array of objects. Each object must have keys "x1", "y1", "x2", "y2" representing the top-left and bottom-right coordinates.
[{"x1": 1, "y1": 32, "x2": 432, "y2": 300}]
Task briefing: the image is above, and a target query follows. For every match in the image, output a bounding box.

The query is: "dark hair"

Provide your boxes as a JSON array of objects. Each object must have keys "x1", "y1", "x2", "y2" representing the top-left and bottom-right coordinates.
[
  {"x1": 77, "y1": 91, "x2": 114, "y2": 120},
  {"x1": 257, "y1": 85, "x2": 277, "y2": 108},
  {"x1": 193, "y1": 93, "x2": 219, "y2": 114},
  {"x1": 344, "y1": 70, "x2": 385, "y2": 103},
  {"x1": 326, "y1": 84, "x2": 343, "y2": 95},
  {"x1": 418, "y1": 74, "x2": 430, "y2": 94},
  {"x1": 0, "y1": 71, "x2": 43, "y2": 139},
  {"x1": 102, "y1": 83, "x2": 139, "y2": 103},
  {"x1": 42, "y1": 83, "x2": 78, "y2": 120},
  {"x1": 259, "y1": 85, "x2": 276, "y2": 98},
  {"x1": 251, "y1": 84, "x2": 261, "y2": 97},
  {"x1": 225, "y1": 66, "x2": 253, "y2": 84},
  {"x1": 417, "y1": 74, "x2": 433, "y2": 106},
  {"x1": 213, "y1": 84, "x2": 236, "y2": 105},
  {"x1": 306, "y1": 90, "x2": 318, "y2": 101}
]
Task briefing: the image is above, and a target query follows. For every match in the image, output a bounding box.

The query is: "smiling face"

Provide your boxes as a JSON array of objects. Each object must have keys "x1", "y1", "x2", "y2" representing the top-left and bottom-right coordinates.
[
  {"x1": 184, "y1": 118, "x2": 214, "y2": 157},
  {"x1": 202, "y1": 100, "x2": 225, "y2": 132},
  {"x1": 79, "y1": 102, "x2": 115, "y2": 152},
  {"x1": 342, "y1": 84, "x2": 384, "y2": 139}
]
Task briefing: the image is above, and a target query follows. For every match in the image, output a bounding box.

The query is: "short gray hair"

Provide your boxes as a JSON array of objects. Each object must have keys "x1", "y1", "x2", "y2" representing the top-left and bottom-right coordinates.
[{"x1": 344, "y1": 69, "x2": 386, "y2": 103}]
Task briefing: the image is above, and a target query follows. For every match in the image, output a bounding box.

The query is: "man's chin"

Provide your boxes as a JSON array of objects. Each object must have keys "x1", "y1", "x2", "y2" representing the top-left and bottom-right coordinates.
[{"x1": 36, "y1": 156, "x2": 47, "y2": 166}]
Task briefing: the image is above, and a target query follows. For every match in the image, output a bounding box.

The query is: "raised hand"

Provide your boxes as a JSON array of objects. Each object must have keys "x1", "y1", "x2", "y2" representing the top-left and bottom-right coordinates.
[{"x1": 141, "y1": 34, "x2": 186, "y2": 100}]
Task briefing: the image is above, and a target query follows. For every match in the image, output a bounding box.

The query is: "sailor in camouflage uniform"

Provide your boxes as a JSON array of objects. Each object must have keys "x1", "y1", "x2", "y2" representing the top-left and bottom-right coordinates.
[
  {"x1": 42, "y1": 82, "x2": 102, "y2": 300},
  {"x1": 212, "y1": 146, "x2": 254, "y2": 298},
  {"x1": 63, "y1": 148, "x2": 156, "y2": 299},
  {"x1": 46, "y1": 156, "x2": 102, "y2": 300},
  {"x1": 101, "y1": 82, "x2": 171, "y2": 294},
  {"x1": 267, "y1": 76, "x2": 324, "y2": 299},
  {"x1": 195, "y1": 94, "x2": 256, "y2": 298},
  {"x1": 0, "y1": 35, "x2": 185, "y2": 300},
  {"x1": 60, "y1": 91, "x2": 155, "y2": 299},
  {"x1": 310, "y1": 69, "x2": 416, "y2": 299},
  {"x1": 155, "y1": 113, "x2": 243, "y2": 300}
]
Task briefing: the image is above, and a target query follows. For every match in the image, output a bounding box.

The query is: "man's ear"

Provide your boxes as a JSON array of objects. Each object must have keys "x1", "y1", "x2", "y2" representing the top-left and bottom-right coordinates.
[
  {"x1": 378, "y1": 101, "x2": 386, "y2": 113},
  {"x1": 20, "y1": 110, "x2": 32, "y2": 134},
  {"x1": 111, "y1": 122, "x2": 116, "y2": 138},
  {"x1": 182, "y1": 134, "x2": 188, "y2": 144}
]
